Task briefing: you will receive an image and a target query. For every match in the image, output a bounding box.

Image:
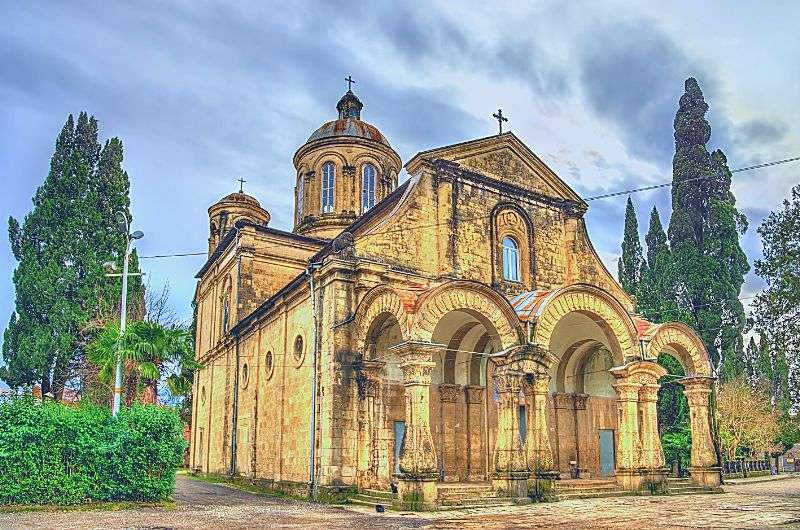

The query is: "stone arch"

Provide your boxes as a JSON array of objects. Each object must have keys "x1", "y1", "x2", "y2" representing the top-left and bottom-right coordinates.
[
  {"x1": 352, "y1": 285, "x2": 410, "y2": 355},
  {"x1": 533, "y1": 284, "x2": 638, "y2": 361},
  {"x1": 411, "y1": 280, "x2": 525, "y2": 350},
  {"x1": 309, "y1": 150, "x2": 349, "y2": 169},
  {"x1": 645, "y1": 322, "x2": 711, "y2": 377}
]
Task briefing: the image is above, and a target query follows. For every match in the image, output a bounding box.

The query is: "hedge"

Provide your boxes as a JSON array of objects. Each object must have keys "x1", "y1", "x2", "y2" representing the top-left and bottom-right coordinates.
[{"x1": 0, "y1": 397, "x2": 186, "y2": 505}]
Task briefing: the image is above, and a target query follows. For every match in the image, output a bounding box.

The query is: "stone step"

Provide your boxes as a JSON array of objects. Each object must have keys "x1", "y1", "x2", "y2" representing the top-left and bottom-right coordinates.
[
  {"x1": 669, "y1": 487, "x2": 712, "y2": 495},
  {"x1": 362, "y1": 489, "x2": 396, "y2": 500},
  {"x1": 438, "y1": 497, "x2": 515, "y2": 508},
  {"x1": 554, "y1": 482, "x2": 620, "y2": 491},
  {"x1": 555, "y1": 490, "x2": 631, "y2": 500},
  {"x1": 350, "y1": 494, "x2": 395, "y2": 508}
]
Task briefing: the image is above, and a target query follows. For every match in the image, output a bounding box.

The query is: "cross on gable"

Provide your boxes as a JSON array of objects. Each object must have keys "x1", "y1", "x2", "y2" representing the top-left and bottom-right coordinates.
[
  {"x1": 492, "y1": 108, "x2": 508, "y2": 134},
  {"x1": 345, "y1": 75, "x2": 356, "y2": 91}
]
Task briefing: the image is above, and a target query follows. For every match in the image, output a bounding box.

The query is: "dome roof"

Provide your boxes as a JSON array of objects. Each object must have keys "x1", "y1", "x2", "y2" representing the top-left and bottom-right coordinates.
[
  {"x1": 304, "y1": 89, "x2": 391, "y2": 147},
  {"x1": 217, "y1": 192, "x2": 261, "y2": 207},
  {"x1": 307, "y1": 118, "x2": 390, "y2": 147}
]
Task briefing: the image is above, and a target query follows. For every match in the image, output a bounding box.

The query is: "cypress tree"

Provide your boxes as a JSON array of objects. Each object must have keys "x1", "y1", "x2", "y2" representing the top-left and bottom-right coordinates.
[
  {"x1": 637, "y1": 206, "x2": 682, "y2": 322},
  {"x1": 1, "y1": 113, "x2": 139, "y2": 397},
  {"x1": 667, "y1": 78, "x2": 750, "y2": 374},
  {"x1": 617, "y1": 197, "x2": 645, "y2": 296}
]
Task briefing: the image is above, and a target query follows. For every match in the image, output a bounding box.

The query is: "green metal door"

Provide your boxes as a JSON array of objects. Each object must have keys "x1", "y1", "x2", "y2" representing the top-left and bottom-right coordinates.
[{"x1": 599, "y1": 429, "x2": 615, "y2": 477}]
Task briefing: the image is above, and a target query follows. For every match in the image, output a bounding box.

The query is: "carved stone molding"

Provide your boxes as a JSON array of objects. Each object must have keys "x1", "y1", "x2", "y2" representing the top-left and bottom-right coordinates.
[
  {"x1": 439, "y1": 383, "x2": 461, "y2": 403},
  {"x1": 573, "y1": 393, "x2": 589, "y2": 410},
  {"x1": 553, "y1": 392, "x2": 574, "y2": 410}
]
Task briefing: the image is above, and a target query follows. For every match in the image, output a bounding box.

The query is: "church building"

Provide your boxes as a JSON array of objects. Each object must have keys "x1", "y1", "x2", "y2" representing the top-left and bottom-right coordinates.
[{"x1": 189, "y1": 86, "x2": 720, "y2": 509}]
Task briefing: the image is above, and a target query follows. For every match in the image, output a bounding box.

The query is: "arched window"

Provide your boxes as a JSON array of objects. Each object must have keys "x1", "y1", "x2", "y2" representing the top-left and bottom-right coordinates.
[
  {"x1": 321, "y1": 162, "x2": 335, "y2": 214},
  {"x1": 502, "y1": 236, "x2": 520, "y2": 282},
  {"x1": 297, "y1": 174, "x2": 304, "y2": 220},
  {"x1": 361, "y1": 164, "x2": 376, "y2": 212}
]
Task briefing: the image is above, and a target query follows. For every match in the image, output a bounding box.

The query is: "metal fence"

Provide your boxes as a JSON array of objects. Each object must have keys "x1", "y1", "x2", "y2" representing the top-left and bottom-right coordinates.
[{"x1": 722, "y1": 458, "x2": 771, "y2": 478}]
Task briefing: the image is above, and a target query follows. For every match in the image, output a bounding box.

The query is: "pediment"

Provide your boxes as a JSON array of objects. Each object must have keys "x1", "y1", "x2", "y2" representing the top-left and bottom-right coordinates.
[{"x1": 406, "y1": 133, "x2": 584, "y2": 204}]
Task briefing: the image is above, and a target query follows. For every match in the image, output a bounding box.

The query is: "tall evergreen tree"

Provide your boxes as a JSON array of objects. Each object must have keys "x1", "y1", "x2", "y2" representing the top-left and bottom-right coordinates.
[
  {"x1": 744, "y1": 336, "x2": 760, "y2": 385},
  {"x1": 618, "y1": 197, "x2": 645, "y2": 296},
  {"x1": 754, "y1": 183, "x2": 800, "y2": 413},
  {"x1": 667, "y1": 78, "x2": 750, "y2": 374},
  {"x1": 1, "y1": 113, "x2": 140, "y2": 397},
  {"x1": 637, "y1": 206, "x2": 682, "y2": 322}
]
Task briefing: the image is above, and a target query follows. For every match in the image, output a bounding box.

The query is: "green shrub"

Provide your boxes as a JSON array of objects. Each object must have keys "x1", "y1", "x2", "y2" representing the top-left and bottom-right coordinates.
[{"x1": 0, "y1": 397, "x2": 186, "y2": 505}]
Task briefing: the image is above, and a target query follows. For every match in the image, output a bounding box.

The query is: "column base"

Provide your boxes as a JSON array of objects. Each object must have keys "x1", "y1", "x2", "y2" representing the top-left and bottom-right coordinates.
[
  {"x1": 492, "y1": 471, "x2": 531, "y2": 503},
  {"x1": 690, "y1": 466, "x2": 722, "y2": 489},
  {"x1": 615, "y1": 468, "x2": 668, "y2": 493},
  {"x1": 397, "y1": 474, "x2": 438, "y2": 511}
]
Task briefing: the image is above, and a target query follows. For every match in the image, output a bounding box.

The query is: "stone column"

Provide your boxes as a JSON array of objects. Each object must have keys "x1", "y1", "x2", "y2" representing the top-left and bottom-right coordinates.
[
  {"x1": 526, "y1": 373, "x2": 556, "y2": 477},
  {"x1": 464, "y1": 385, "x2": 485, "y2": 481},
  {"x1": 638, "y1": 381, "x2": 665, "y2": 470},
  {"x1": 390, "y1": 341, "x2": 441, "y2": 510},
  {"x1": 438, "y1": 383, "x2": 461, "y2": 481},
  {"x1": 610, "y1": 372, "x2": 642, "y2": 491},
  {"x1": 680, "y1": 376, "x2": 721, "y2": 489},
  {"x1": 356, "y1": 361, "x2": 385, "y2": 490},
  {"x1": 491, "y1": 365, "x2": 530, "y2": 501}
]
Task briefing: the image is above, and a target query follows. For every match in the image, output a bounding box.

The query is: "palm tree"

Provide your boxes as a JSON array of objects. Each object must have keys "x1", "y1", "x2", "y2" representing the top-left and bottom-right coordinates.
[{"x1": 88, "y1": 320, "x2": 195, "y2": 406}]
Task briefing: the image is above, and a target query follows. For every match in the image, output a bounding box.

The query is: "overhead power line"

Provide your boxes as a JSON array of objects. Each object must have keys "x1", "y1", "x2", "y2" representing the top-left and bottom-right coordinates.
[
  {"x1": 134, "y1": 154, "x2": 800, "y2": 259},
  {"x1": 584, "y1": 155, "x2": 800, "y2": 201}
]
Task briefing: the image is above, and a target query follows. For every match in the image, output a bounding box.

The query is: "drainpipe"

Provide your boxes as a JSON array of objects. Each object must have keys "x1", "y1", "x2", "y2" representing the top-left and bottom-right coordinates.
[
  {"x1": 229, "y1": 227, "x2": 243, "y2": 477},
  {"x1": 307, "y1": 261, "x2": 322, "y2": 498}
]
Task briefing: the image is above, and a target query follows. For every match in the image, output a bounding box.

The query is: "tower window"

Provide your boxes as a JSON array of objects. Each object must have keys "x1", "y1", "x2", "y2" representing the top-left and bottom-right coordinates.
[
  {"x1": 297, "y1": 174, "x2": 304, "y2": 221},
  {"x1": 362, "y1": 164, "x2": 376, "y2": 212},
  {"x1": 502, "y1": 236, "x2": 520, "y2": 282},
  {"x1": 321, "y1": 162, "x2": 335, "y2": 214}
]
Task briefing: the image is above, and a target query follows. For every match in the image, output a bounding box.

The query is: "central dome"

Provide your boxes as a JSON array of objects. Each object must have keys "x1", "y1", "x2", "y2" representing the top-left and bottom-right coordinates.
[
  {"x1": 307, "y1": 118, "x2": 390, "y2": 146},
  {"x1": 305, "y1": 90, "x2": 391, "y2": 147}
]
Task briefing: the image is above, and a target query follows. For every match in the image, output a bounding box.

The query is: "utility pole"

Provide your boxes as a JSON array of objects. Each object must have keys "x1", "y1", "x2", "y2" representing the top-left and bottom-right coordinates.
[{"x1": 106, "y1": 211, "x2": 144, "y2": 417}]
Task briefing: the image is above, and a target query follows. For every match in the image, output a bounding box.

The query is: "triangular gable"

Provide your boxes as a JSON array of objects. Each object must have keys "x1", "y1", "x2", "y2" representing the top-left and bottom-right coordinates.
[{"x1": 405, "y1": 132, "x2": 585, "y2": 205}]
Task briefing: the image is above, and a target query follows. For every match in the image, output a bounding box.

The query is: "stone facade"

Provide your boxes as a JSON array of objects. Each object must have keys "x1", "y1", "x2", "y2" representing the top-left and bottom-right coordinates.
[{"x1": 190, "y1": 89, "x2": 719, "y2": 510}]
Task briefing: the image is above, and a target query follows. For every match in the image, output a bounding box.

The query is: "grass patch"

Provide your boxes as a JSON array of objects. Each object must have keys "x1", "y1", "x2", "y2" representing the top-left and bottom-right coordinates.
[{"x1": 0, "y1": 500, "x2": 175, "y2": 514}]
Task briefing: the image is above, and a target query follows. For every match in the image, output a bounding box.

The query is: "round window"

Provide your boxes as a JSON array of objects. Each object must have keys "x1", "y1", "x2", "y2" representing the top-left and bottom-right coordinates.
[
  {"x1": 293, "y1": 335, "x2": 305, "y2": 366},
  {"x1": 265, "y1": 351, "x2": 274, "y2": 380},
  {"x1": 241, "y1": 363, "x2": 249, "y2": 389}
]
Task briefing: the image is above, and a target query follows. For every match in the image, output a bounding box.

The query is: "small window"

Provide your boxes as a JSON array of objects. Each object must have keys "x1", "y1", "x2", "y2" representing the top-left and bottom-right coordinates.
[
  {"x1": 502, "y1": 236, "x2": 520, "y2": 282},
  {"x1": 200, "y1": 386, "x2": 206, "y2": 405},
  {"x1": 241, "y1": 363, "x2": 249, "y2": 389},
  {"x1": 361, "y1": 164, "x2": 376, "y2": 212},
  {"x1": 297, "y1": 174, "x2": 305, "y2": 220},
  {"x1": 293, "y1": 335, "x2": 305, "y2": 365},
  {"x1": 265, "y1": 351, "x2": 274, "y2": 379},
  {"x1": 321, "y1": 162, "x2": 335, "y2": 214}
]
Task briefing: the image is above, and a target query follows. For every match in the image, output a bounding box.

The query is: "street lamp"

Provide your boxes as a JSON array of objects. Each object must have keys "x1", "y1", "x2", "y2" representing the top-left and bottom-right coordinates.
[{"x1": 109, "y1": 211, "x2": 144, "y2": 417}]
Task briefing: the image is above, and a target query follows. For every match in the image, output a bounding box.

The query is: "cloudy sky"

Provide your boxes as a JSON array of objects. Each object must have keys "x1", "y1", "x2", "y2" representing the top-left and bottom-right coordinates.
[{"x1": 1, "y1": 1, "x2": 798, "y2": 365}]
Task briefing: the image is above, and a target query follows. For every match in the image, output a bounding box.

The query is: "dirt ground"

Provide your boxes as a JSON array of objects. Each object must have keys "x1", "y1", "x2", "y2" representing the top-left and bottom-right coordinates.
[{"x1": 1, "y1": 474, "x2": 798, "y2": 529}]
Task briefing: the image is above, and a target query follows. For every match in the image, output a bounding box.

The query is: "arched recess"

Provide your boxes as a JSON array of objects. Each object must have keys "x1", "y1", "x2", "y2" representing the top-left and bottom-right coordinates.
[
  {"x1": 411, "y1": 280, "x2": 525, "y2": 350},
  {"x1": 644, "y1": 322, "x2": 711, "y2": 377},
  {"x1": 491, "y1": 202, "x2": 534, "y2": 290},
  {"x1": 352, "y1": 285, "x2": 410, "y2": 355},
  {"x1": 533, "y1": 284, "x2": 638, "y2": 361}
]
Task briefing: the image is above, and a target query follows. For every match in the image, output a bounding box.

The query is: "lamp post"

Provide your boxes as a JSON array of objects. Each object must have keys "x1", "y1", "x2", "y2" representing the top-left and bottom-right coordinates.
[{"x1": 107, "y1": 212, "x2": 144, "y2": 417}]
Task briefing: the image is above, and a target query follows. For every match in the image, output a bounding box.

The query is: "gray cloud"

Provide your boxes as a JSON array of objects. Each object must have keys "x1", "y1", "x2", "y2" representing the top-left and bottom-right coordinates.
[
  {"x1": 577, "y1": 20, "x2": 706, "y2": 166},
  {"x1": 735, "y1": 119, "x2": 789, "y2": 147}
]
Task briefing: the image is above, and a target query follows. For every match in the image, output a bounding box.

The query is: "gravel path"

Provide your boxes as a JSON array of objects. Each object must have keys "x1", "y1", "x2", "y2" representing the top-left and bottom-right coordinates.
[{"x1": 1, "y1": 474, "x2": 798, "y2": 529}]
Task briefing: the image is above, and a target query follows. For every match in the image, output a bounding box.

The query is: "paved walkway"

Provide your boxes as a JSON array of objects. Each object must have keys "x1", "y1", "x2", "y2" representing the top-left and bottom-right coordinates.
[{"x1": 1, "y1": 474, "x2": 799, "y2": 529}]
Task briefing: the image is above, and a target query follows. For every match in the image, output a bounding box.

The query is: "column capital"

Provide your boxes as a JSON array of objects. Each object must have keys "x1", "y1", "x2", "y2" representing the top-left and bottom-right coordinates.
[
  {"x1": 553, "y1": 392, "x2": 574, "y2": 410},
  {"x1": 612, "y1": 380, "x2": 641, "y2": 402},
  {"x1": 639, "y1": 382, "x2": 660, "y2": 403},
  {"x1": 439, "y1": 383, "x2": 461, "y2": 403},
  {"x1": 678, "y1": 375, "x2": 716, "y2": 390},
  {"x1": 464, "y1": 385, "x2": 485, "y2": 404},
  {"x1": 493, "y1": 366, "x2": 525, "y2": 394},
  {"x1": 532, "y1": 373, "x2": 551, "y2": 395},
  {"x1": 390, "y1": 341, "x2": 444, "y2": 386}
]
